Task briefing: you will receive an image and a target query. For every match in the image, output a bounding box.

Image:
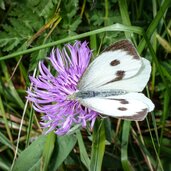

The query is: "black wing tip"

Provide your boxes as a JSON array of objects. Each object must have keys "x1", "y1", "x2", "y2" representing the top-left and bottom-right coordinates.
[
  {"x1": 103, "y1": 39, "x2": 140, "y2": 60},
  {"x1": 117, "y1": 108, "x2": 148, "y2": 121}
]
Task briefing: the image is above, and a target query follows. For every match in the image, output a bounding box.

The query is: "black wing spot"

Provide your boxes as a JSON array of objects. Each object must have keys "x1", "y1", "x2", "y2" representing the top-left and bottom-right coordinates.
[
  {"x1": 118, "y1": 99, "x2": 129, "y2": 104},
  {"x1": 102, "y1": 70, "x2": 125, "y2": 85},
  {"x1": 110, "y1": 59, "x2": 120, "y2": 66},
  {"x1": 118, "y1": 107, "x2": 127, "y2": 111},
  {"x1": 114, "y1": 70, "x2": 125, "y2": 81},
  {"x1": 109, "y1": 99, "x2": 129, "y2": 104}
]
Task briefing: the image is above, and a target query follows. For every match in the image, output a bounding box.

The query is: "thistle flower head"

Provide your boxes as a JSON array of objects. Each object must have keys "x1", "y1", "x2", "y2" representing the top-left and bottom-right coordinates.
[{"x1": 27, "y1": 41, "x2": 98, "y2": 135}]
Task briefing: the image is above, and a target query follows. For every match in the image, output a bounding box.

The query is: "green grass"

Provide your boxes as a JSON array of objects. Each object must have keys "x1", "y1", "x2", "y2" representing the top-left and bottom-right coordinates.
[{"x1": 0, "y1": 0, "x2": 171, "y2": 170}]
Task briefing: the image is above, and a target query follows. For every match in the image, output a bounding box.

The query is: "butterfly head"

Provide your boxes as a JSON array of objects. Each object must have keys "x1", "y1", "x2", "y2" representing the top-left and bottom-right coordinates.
[{"x1": 67, "y1": 92, "x2": 77, "y2": 100}]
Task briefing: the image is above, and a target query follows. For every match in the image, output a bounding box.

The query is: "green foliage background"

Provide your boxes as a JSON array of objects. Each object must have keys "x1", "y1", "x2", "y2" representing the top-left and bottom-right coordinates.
[{"x1": 0, "y1": 0, "x2": 171, "y2": 170}]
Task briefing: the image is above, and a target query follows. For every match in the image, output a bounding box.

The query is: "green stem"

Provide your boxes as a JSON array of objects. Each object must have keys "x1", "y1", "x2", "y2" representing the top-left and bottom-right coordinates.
[{"x1": 0, "y1": 24, "x2": 143, "y2": 61}]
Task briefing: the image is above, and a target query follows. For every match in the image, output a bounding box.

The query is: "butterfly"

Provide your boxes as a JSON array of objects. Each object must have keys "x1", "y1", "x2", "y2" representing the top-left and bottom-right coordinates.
[{"x1": 70, "y1": 40, "x2": 154, "y2": 121}]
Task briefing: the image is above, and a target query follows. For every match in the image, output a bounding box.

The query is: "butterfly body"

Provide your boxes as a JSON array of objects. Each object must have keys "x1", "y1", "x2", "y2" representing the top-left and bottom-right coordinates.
[
  {"x1": 75, "y1": 89, "x2": 127, "y2": 99},
  {"x1": 73, "y1": 40, "x2": 154, "y2": 121}
]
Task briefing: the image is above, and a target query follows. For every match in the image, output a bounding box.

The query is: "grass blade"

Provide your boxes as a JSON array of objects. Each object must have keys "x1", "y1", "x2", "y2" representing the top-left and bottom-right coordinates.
[
  {"x1": 121, "y1": 121, "x2": 134, "y2": 171},
  {"x1": 76, "y1": 131, "x2": 90, "y2": 169},
  {"x1": 90, "y1": 119, "x2": 105, "y2": 171}
]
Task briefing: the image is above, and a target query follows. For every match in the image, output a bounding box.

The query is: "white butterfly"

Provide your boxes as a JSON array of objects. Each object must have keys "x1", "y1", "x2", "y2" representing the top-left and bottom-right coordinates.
[{"x1": 70, "y1": 40, "x2": 154, "y2": 121}]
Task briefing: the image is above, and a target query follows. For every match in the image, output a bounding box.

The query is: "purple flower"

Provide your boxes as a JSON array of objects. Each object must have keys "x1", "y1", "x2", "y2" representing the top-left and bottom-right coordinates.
[{"x1": 27, "y1": 41, "x2": 98, "y2": 135}]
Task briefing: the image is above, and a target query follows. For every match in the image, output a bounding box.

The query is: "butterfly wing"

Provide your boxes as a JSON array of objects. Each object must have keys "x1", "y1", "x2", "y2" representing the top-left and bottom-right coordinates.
[
  {"x1": 79, "y1": 93, "x2": 154, "y2": 121},
  {"x1": 97, "y1": 58, "x2": 151, "y2": 92},
  {"x1": 78, "y1": 40, "x2": 143, "y2": 90},
  {"x1": 77, "y1": 40, "x2": 154, "y2": 120}
]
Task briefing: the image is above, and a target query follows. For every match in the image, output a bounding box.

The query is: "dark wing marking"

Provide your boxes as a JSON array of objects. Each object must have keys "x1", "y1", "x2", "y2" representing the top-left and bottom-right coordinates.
[
  {"x1": 104, "y1": 40, "x2": 140, "y2": 60},
  {"x1": 117, "y1": 108, "x2": 148, "y2": 120},
  {"x1": 104, "y1": 70, "x2": 125, "y2": 84},
  {"x1": 78, "y1": 40, "x2": 142, "y2": 90},
  {"x1": 110, "y1": 59, "x2": 120, "y2": 66},
  {"x1": 79, "y1": 93, "x2": 154, "y2": 121}
]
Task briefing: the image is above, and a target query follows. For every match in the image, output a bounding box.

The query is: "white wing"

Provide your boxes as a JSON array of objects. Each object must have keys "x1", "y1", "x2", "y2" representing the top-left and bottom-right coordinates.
[
  {"x1": 78, "y1": 40, "x2": 143, "y2": 90},
  {"x1": 97, "y1": 58, "x2": 151, "y2": 92},
  {"x1": 79, "y1": 93, "x2": 154, "y2": 121}
]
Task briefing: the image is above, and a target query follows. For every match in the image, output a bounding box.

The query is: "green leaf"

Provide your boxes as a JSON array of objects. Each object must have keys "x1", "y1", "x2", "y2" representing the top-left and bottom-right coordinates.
[
  {"x1": 76, "y1": 131, "x2": 90, "y2": 169},
  {"x1": 0, "y1": 32, "x2": 21, "y2": 52},
  {"x1": 121, "y1": 121, "x2": 134, "y2": 171},
  {"x1": 61, "y1": 0, "x2": 79, "y2": 19},
  {"x1": 42, "y1": 132, "x2": 56, "y2": 171},
  {"x1": 13, "y1": 135, "x2": 47, "y2": 171},
  {"x1": 50, "y1": 134, "x2": 77, "y2": 171},
  {"x1": 33, "y1": 0, "x2": 59, "y2": 19},
  {"x1": 0, "y1": 131, "x2": 16, "y2": 152},
  {"x1": 0, "y1": 157, "x2": 10, "y2": 171},
  {"x1": 138, "y1": 0, "x2": 171, "y2": 54},
  {"x1": 29, "y1": 37, "x2": 51, "y2": 72},
  {"x1": 0, "y1": 0, "x2": 5, "y2": 10},
  {"x1": 0, "y1": 3, "x2": 43, "y2": 52},
  {"x1": 90, "y1": 119, "x2": 106, "y2": 171}
]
